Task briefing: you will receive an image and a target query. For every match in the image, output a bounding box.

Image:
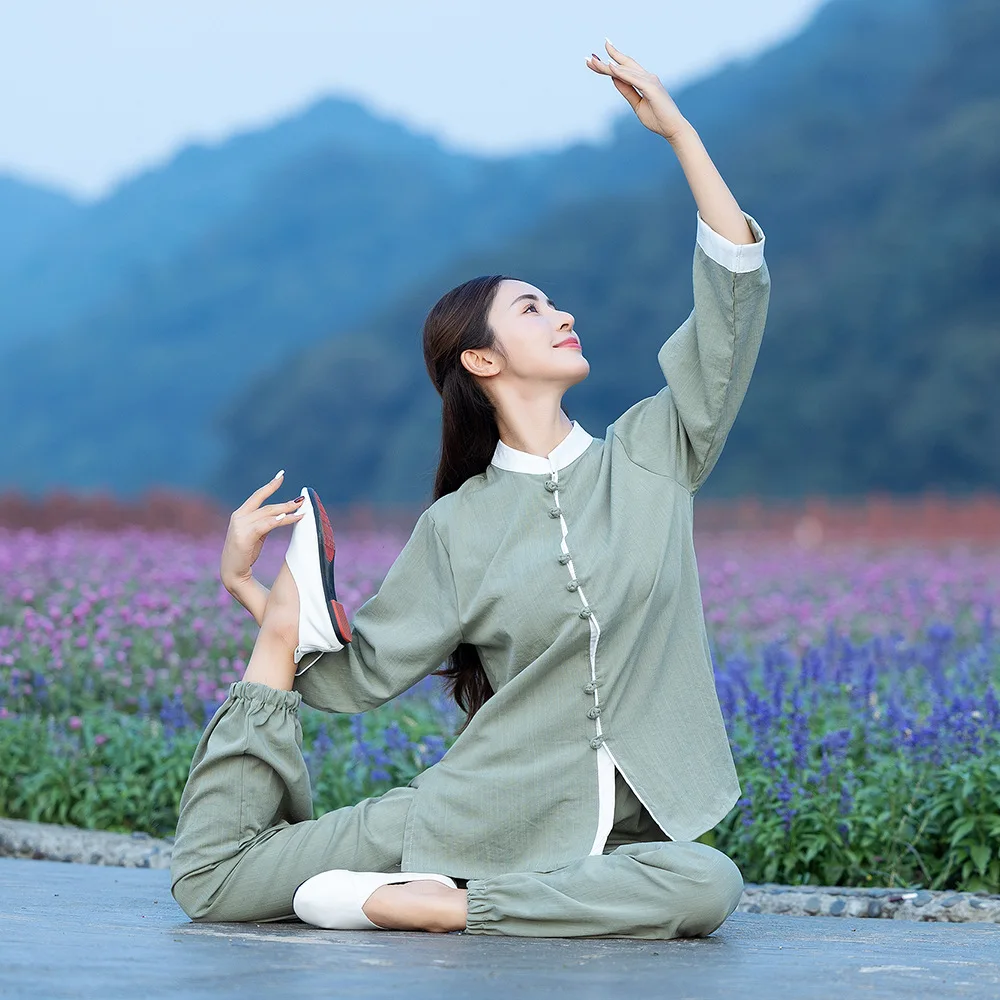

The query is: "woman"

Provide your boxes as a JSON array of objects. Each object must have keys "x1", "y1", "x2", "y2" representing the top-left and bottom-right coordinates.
[{"x1": 170, "y1": 39, "x2": 770, "y2": 939}]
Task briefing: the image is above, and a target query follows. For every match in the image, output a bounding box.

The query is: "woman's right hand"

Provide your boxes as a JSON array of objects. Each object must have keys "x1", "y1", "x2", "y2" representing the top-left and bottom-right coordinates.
[{"x1": 220, "y1": 470, "x2": 305, "y2": 593}]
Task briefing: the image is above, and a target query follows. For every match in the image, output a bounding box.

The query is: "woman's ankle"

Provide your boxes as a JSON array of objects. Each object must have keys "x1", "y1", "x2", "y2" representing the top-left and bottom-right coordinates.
[{"x1": 242, "y1": 624, "x2": 297, "y2": 691}]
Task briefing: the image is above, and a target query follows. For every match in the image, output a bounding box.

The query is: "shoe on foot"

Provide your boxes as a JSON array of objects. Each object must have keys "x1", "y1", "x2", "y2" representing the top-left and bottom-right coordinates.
[
  {"x1": 292, "y1": 870, "x2": 459, "y2": 930},
  {"x1": 284, "y1": 486, "x2": 352, "y2": 669}
]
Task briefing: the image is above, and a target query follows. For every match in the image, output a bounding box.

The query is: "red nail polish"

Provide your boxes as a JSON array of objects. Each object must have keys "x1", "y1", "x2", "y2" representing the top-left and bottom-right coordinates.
[{"x1": 294, "y1": 495, "x2": 304, "y2": 503}]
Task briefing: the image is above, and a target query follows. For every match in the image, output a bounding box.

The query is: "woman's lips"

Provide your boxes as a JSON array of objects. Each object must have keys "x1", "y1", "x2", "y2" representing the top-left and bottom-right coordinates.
[{"x1": 555, "y1": 339, "x2": 582, "y2": 349}]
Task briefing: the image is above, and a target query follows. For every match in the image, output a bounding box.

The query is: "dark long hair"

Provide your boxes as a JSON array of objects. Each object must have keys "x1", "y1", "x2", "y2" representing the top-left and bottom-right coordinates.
[{"x1": 423, "y1": 274, "x2": 516, "y2": 733}]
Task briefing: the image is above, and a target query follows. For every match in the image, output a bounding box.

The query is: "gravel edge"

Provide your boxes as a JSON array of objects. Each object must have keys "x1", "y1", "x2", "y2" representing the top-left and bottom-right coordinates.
[{"x1": 2, "y1": 817, "x2": 998, "y2": 923}]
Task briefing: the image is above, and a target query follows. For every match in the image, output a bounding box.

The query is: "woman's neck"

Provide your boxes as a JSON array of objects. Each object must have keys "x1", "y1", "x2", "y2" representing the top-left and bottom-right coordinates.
[{"x1": 495, "y1": 406, "x2": 574, "y2": 459}]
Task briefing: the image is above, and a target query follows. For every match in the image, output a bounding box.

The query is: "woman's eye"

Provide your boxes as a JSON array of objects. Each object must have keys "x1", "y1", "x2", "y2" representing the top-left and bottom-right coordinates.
[{"x1": 524, "y1": 303, "x2": 537, "y2": 313}]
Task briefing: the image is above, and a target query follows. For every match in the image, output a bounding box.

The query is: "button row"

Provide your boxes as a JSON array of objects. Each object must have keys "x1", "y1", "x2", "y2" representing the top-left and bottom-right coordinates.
[{"x1": 542, "y1": 475, "x2": 602, "y2": 747}]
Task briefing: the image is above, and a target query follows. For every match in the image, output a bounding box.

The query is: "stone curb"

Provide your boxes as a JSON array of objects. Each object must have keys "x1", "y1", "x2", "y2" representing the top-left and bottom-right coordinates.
[
  {"x1": 736, "y1": 883, "x2": 1000, "y2": 923},
  {"x1": 0, "y1": 817, "x2": 173, "y2": 870},
  {"x1": 3, "y1": 818, "x2": 998, "y2": 923}
]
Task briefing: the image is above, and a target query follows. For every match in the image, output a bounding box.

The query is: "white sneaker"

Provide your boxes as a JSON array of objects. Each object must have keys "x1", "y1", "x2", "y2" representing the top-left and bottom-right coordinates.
[
  {"x1": 284, "y1": 486, "x2": 352, "y2": 671},
  {"x1": 292, "y1": 870, "x2": 459, "y2": 930}
]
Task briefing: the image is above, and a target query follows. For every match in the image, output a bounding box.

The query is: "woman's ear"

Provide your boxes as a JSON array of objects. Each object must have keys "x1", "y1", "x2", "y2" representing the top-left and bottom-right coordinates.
[{"x1": 460, "y1": 346, "x2": 501, "y2": 378}]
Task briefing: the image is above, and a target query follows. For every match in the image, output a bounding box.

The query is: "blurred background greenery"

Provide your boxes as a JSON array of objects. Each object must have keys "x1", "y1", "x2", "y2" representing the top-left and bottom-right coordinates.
[{"x1": 0, "y1": 0, "x2": 995, "y2": 511}]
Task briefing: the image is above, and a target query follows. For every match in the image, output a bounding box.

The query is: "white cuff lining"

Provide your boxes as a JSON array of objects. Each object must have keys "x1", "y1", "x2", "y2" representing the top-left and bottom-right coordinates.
[{"x1": 696, "y1": 210, "x2": 765, "y2": 273}]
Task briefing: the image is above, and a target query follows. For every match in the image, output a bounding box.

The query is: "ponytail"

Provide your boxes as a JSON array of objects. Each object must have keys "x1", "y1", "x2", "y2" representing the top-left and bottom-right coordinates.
[{"x1": 422, "y1": 275, "x2": 513, "y2": 732}]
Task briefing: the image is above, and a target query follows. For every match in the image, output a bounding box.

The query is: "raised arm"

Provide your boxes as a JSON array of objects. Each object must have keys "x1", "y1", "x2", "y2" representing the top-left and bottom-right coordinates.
[
  {"x1": 612, "y1": 210, "x2": 769, "y2": 492},
  {"x1": 588, "y1": 40, "x2": 771, "y2": 492},
  {"x1": 292, "y1": 507, "x2": 464, "y2": 714}
]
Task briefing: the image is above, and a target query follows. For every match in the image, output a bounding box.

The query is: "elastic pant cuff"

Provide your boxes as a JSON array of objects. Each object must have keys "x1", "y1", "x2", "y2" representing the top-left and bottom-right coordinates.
[
  {"x1": 229, "y1": 679, "x2": 302, "y2": 711},
  {"x1": 463, "y1": 878, "x2": 500, "y2": 935}
]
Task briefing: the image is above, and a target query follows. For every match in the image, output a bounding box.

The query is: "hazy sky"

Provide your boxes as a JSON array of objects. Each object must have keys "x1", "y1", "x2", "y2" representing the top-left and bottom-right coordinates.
[{"x1": 0, "y1": 0, "x2": 828, "y2": 201}]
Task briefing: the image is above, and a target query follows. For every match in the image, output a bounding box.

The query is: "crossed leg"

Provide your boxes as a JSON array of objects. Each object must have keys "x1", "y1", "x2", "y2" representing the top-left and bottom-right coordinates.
[
  {"x1": 174, "y1": 561, "x2": 743, "y2": 938},
  {"x1": 234, "y1": 559, "x2": 468, "y2": 930}
]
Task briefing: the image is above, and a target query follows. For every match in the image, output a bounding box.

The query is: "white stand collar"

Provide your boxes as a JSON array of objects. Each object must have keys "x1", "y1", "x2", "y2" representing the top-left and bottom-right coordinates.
[{"x1": 490, "y1": 420, "x2": 594, "y2": 474}]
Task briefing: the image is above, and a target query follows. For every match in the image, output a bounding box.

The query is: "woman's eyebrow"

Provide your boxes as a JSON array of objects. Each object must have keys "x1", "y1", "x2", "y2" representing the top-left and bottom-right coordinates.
[{"x1": 509, "y1": 293, "x2": 557, "y2": 310}]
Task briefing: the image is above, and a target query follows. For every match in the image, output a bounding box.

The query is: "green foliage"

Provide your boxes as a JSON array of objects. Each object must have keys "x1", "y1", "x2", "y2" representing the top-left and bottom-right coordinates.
[
  {"x1": 712, "y1": 733, "x2": 1000, "y2": 893},
  {"x1": 0, "y1": 711, "x2": 199, "y2": 836},
  {"x1": 0, "y1": 702, "x2": 455, "y2": 838},
  {"x1": 725, "y1": 748, "x2": 999, "y2": 892},
  {"x1": 2, "y1": 700, "x2": 996, "y2": 893}
]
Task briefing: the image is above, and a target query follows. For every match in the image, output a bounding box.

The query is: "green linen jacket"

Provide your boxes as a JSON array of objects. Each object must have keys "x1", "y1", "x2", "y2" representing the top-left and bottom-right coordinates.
[{"x1": 295, "y1": 209, "x2": 770, "y2": 879}]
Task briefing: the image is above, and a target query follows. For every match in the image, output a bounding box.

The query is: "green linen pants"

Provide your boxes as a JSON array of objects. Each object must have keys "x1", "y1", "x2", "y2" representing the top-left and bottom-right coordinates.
[{"x1": 170, "y1": 680, "x2": 745, "y2": 939}]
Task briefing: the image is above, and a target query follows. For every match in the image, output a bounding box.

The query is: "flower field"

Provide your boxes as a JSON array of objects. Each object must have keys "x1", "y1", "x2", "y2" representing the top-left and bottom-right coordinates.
[{"x1": 1, "y1": 518, "x2": 998, "y2": 893}]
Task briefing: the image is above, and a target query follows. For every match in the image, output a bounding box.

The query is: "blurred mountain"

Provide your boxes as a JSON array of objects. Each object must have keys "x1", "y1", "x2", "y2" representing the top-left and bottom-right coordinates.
[
  {"x1": 216, "y1": 0, "x2": 998, "y2": 505},
  {"x1": 0, "y1": 174, "x2": 83, "y2": 275},
  {"x1": 1, "y1": 0, "x2": 997, "y2": 505},
  {"x1": 0, "y1": 72, "x2": 677, "y2": 494},
  {"x1": 0, "y1": 99, "x2": 488, "y2": 348}
]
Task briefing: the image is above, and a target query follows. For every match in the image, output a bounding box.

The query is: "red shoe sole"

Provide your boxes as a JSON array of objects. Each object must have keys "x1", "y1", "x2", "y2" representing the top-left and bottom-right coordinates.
[{"x1": 305, "y1": 486, "x2": 353, "y2": 645}]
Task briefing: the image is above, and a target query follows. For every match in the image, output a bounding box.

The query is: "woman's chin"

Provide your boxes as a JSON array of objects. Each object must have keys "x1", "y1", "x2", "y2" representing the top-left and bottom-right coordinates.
[{"x1": 563, "y1": 357, "x2": 590, "y2": 385}]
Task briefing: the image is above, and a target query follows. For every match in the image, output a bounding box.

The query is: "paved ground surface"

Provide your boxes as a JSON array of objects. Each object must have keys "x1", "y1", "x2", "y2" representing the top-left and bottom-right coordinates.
[
  {"x1": 6, "y1": 817, "x2": 1000, "y2": 924},
  {"x1": 2, "y1": 857, "x2": 998, "y2": 999}
]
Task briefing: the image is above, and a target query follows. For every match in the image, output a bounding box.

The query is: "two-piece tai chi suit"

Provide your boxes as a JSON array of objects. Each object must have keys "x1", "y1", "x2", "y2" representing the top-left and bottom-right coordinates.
[{"x1": 170, "y1": 210, "x2": 771, "y2": 938}]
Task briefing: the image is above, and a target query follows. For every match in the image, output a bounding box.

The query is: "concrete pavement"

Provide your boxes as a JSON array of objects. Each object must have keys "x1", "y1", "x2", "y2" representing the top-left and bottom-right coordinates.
[{"x1": 2, "y1": 856, "x2": 998, "y2": 999}]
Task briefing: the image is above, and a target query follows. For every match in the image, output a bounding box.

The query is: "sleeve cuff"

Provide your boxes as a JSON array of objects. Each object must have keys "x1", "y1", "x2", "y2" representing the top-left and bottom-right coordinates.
[{"x1": 696, "y1": 210, "x2": 765, "y2": 273}]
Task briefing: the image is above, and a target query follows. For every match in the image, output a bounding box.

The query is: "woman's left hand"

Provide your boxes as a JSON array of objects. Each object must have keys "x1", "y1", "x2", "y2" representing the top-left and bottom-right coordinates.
[{"x1": 586, "y1": 40, "x2": 688, "y2": 142}]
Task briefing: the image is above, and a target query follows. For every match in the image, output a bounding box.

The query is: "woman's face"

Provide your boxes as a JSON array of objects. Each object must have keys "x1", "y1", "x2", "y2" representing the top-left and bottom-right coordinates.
[{"x1": 467, "y1": 279, "x2": 589, "y2": 388}]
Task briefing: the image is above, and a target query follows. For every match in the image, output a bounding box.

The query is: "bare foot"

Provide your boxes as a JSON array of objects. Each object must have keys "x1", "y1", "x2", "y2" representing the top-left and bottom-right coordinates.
[{"x1": 361, "y1": 881, "x2": 468, "y2": 933}]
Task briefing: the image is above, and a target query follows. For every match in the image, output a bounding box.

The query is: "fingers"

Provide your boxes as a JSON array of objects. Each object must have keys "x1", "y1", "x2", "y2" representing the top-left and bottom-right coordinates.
[
  {"x1": 244, "y1": 502, "x2": 306, "y2": 539},
  {"x1": 253, "y1": 500, "x2": 305, "y2": 531},
  {"x1": 603, "y1": 39, "x2": 640, "y2": 69},
  {"x1": 264, "y1": 507, "x2": 306, "y2": 529},
  {"x1": 587, "y1": 53, "x2": 644, "y2": 111},
  {"x1": 587, "y1": 52, "x2": 644, "y2": 84},
  {"x1": 587, "y1": 54, "x2": 620, "y2": 78},
  {"x1": 605, "y1": 59, "x2": 649, "y2": 91},
  {"x1": 588, "y1": 40, "x2": 651, "y2": 87},
  {"x1": 256, "y1": 496, "x2": 307, "y2": 522},
  {"x1": 236, "y1": 469, "x2": 286, "y2": 515}
]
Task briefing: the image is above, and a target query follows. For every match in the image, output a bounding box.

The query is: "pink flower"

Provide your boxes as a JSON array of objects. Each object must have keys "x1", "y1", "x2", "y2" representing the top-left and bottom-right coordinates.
[
  {"x1": 68, "y1": 716, "x2": 82, "y2": 730},
  {"x1": 94, "y1": 734, "x2": 108, "y2": 746}
]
